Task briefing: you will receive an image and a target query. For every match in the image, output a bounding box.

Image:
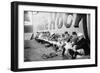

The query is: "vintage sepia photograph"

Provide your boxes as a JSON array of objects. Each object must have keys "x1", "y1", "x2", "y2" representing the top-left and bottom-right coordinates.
[{"x1": 24, "y1": 11, "x2": 90, "y2": 62}]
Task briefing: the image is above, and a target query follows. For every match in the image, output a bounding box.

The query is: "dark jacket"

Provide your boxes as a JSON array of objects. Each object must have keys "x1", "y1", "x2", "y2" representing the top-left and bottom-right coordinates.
[{"x1": 75, "y1": 38, "x2": 90, "y2": 55}]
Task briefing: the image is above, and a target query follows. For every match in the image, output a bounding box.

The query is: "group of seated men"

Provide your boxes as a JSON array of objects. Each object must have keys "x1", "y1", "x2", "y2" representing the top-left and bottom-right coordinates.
[
  {"x1": 61, "y1": 31, "x2": 90, "y2": 59},
  {"x1": 35, "y1": 31, "x2": 90, "y2": 59}
]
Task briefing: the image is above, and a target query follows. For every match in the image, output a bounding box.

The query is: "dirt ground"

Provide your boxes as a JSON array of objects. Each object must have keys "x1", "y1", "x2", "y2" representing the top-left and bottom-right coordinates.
[
  {"x1": 24, "y1": 39, "x2": 90, "y2": 62},
  {"x1": 24, "y1": 39, "x2": 64, "y2": 62}
]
